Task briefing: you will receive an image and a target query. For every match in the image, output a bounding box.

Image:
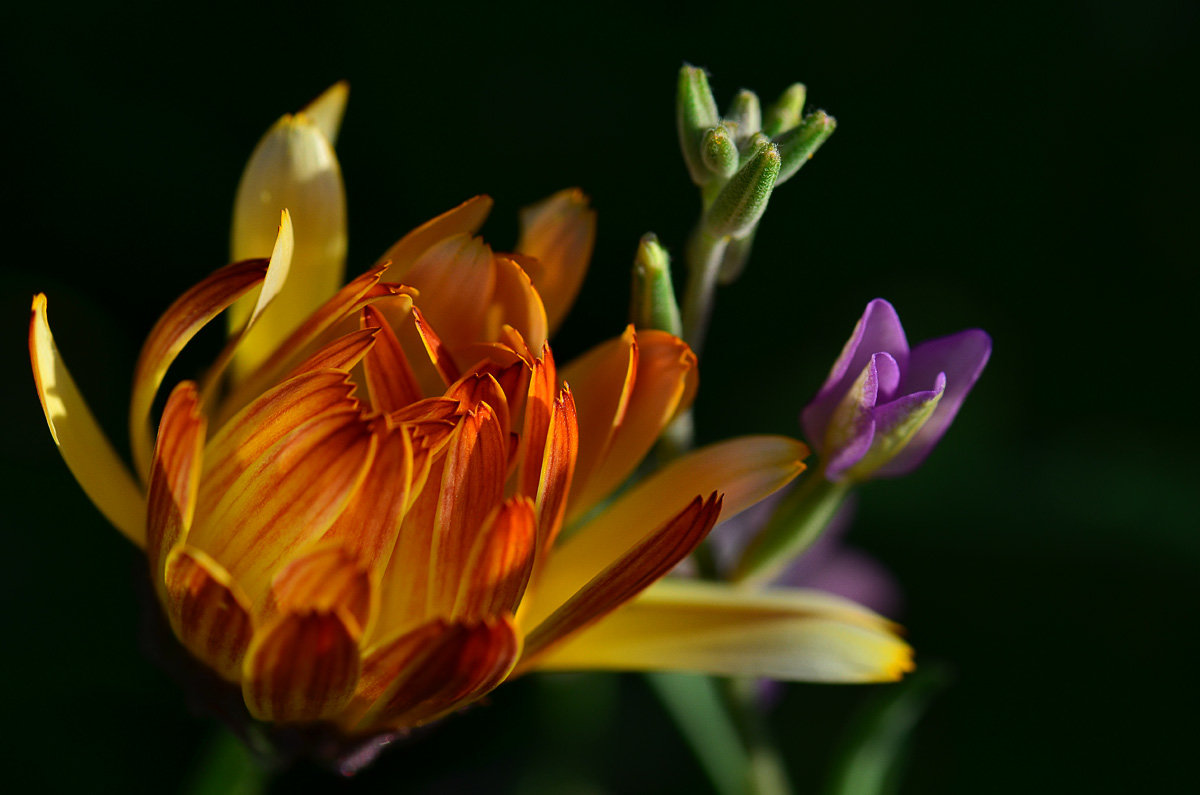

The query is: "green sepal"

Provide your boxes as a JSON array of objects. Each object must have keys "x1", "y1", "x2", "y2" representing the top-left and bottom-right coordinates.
[
  {"x1": 701, "y1": 126, "x2": 740, "y2": 179},
  {"x1": 775, "y1": 110, "x2": 836, "y2": 186},
  {"x1": 630, "y1": 233, "x2": 683, "y2": 336},
  {"x1": 733, "y1": 471, "x2": 851, "y2": 585},
  {"x1": 704, "y1": 140, "x2": 780, "y2": 239},
  {"x1": 725, "y1": 89, "x2": 762, "y2": 143},
  {"x1": 762, "y1": 82, "x2": 807, "y2": 138},
  {"x1": 677, "y1": 64, "x2": 721, "y2": 185}
]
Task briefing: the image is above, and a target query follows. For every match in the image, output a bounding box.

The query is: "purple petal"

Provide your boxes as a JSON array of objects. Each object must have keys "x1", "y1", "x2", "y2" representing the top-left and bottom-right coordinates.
[
  {"x1": 823, "y1": 352, "x2": 900, "y2": 479},
  {"x1": 802, "y1": 299, "x2": 909, "y2": 448},
  {"x1": 875, "y1": 328, "x2": 992, "y2": 477}
]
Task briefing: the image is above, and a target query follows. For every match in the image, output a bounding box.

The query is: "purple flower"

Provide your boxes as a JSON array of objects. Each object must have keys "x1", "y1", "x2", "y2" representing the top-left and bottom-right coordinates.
[{"x1": 802, "y1": 298, "x2": 991, "y2": 482}]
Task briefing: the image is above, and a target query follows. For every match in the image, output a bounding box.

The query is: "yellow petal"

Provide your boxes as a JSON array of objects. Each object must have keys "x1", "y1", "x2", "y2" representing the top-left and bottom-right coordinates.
[
  {"x1": 520, "y1": 494, "x2": 721, "y2": 663},
  {"x1": 516, "y1": 188, "x2": 596, "y2": 334},
  {"x1": 376, "y1": 195, "x2": 494, "y2": 281},
  {"x1": 530, "y1": 436, "x2": 806, "y2": 624},
  {"x1": 230, "y1": 106, "x2": 347, "y2": 379},
  {"x1": 530, "y1": 579, "x2": 914, "y2": 683},
  {"x1": 29, "y1": 294, "x2": 145, "y2": 545},
  {"x1": 300, "y1": 81, "x2": 350, "y2": 146},
  {"x1": 242, "y1": 608, "x2": 361, "y2": 722}
]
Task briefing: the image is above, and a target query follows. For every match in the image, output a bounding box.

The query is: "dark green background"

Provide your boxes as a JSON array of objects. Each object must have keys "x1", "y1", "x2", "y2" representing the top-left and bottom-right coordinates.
[{"x1": 3, "y1": 1, "x2": 1195, "y2": 792}]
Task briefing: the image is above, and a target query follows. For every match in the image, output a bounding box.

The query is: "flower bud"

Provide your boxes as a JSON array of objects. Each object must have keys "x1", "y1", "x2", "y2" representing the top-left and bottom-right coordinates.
[
  {"x1": 775, "y1": 111, "x2": 836, "y2": 186},
  {"x1": 703, "y1": 142, "x2": 780, "y2": 239},
  {"x1": 716, "y1": 227, "x2": 756, "y2": 285},
  {"x1": 724, "y1": 89, "x2": 762, "y2": 143},
  {"x1": 762, "y1": 83, "x2": 807, "y2": 138},
  {"x1": 700, "y1": 126, "x2": 739, "y2": 179},
  {"x1": 629, "y1": 234, "x2": 683, "y2": 336},
  {"x1": 676, "y1": 65, "x2": 721, "y2": 185}
]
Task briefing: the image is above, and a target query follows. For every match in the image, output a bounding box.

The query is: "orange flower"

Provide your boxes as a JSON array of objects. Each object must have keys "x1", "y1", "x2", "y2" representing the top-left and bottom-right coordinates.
[{"x1": 29, "y1": 84, "x2": 911, "y2": 735}]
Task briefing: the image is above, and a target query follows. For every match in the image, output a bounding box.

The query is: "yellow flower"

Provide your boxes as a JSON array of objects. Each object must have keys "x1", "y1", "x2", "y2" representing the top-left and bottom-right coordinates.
[{"x1": 29, "y1": 84, "x2": 911, "y2": 735}]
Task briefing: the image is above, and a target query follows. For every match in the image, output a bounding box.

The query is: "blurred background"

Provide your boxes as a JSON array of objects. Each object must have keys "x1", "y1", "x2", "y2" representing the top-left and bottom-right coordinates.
[{"x1": 2, "y1": 1, "x2": 1196, "y2": 792}]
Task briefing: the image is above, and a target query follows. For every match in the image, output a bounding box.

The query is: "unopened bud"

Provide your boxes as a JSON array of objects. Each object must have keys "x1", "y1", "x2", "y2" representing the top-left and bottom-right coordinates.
[
  {"x1": 704, "y1": 142, "x2": 780, "y2": 239},
  {"x1": 700, "y1": 126, "x2": 739, "y2": 179},
  {"x1": 775, "y1": 111, "x2": 836, "y2": 186},
  {"x1": 762, "y1": 83, "x2": 807, "y2": 138},
  {"x1": 676, "y1": 65, "x2": 721, "y2": 185},
  {"x1": 724, "y1": 89, "x2": 762, "y2": 143},
  {"x1": 630, "y1": 234, "x2": 683, "y2": 336}
]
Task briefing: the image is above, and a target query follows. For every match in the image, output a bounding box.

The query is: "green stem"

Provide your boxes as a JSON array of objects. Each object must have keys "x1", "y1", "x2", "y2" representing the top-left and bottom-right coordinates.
[
  {"x1": 182, "y1": 728, "x2": 268, "y2": 795},
  {"x1": 681, "y1": 228, "x2": 730, "y2": 356},
  {"x1": 734, "y1": 471, "x2": 851, "y2": 585},
  {"x1": 721, "y1": 677, "x2": 793, "y2": 795}
]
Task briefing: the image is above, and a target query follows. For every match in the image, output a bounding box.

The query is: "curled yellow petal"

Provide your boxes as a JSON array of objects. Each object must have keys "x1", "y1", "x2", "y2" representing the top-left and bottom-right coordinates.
[
  {"x1": 29, "y1": 294, "x2": 145, "y2": 545},
  {"x1": 230, "y1": 103, "x2": 347, "y2": 379}
]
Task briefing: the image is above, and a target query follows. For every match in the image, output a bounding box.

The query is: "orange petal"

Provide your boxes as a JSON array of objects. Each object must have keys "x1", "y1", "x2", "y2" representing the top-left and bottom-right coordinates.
[
  {"x1": 163, "y1": 545, "x2": 255, "y2": 682},
  {"x1": 30, "y1": 294, "x2": 146, "y2": 545},
  {"x1": 520, "y1": 493, "x2": 722, "y2": 664},
  {"x1": 354, "y1": 617, "x2": 519, "y2": 731},
  {"x1": 147, "y1": 382, "x2": 206, "y2": 585},
  {"x1": 411, "y1": 306, "x2": 462, "y2": 387},
  {"x1": 518, "y1": 344, "x2": 556, "y2": 499},
  {"x1": 455, "y1": 497, "x2": 537, "y2": 620},
  {"x1": 129, "y1": 258, "x2": 269, "y2": 481},
  {"x1": 560, "y1": 326, "x2": 637, "y2": 517},
  {"x1": 347, "y1": 618, "x2": 452, "y2": 726},
  {"x1": 216, "y1": 265, "x2": 403, "y2": 424},
  {"x1": 376, "y1": 195, "x2": 494, "y2": 281},
  {"x1": 192, "y1": 405, "x2": 376, "y2": 604},
  {"x1": 360, "y1": 304, "x2": 423, "y2": 412},
  {"x1": 428, "y1": 403, "x2": 509, "y2": 614},
  {"x1": 319, "y1": 420, "x2": 414, "y2": 585},
  {"x1": 266, "y1": 544, "x2": 375, "y2": 638},
  {"x1": 486, "y1": 256, "x2": 549, "y2": 354},
  {"x1": 534, "y1": 387, "x2": 578, "y2": 557},
  {"x1": 570, "y1": 330, "x2": 697, "y2": 517},
  {"x1": 242, "y1": 609, "x2": 361, "y2": 722},
  {"x1": 403, "y1": 233, "x2": 495, "y2": 355},
  {"x1": 286, "y1": 327, "x2": 378, "y2": 377},
  {"x1": 516, "y1": 188, "x2": 596, "y2": 334},
  {"x1": 447, "y1": 371, "x2": 511, "y2": 440}
]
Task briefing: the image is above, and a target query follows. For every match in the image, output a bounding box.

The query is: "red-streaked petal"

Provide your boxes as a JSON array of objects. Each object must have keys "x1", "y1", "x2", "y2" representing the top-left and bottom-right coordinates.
[
  {"x1": 520, "y1": 493, "x2": 722, "y2": 664},
  {"x1": 376, "y1": 195, "x2": 494, "y2": 281},
  {"x1": 266, "y1": 544, "x2": 375, "y2": 639},
  {"x1": 286, "y1": 327, "x2": 378, "y2": 377},
  {"x1": 163, "y1": 545, "x2": 255, "y2": 682},
  {"x1": 428, "y1": 404, "x2": 508, "y2": 614},
  {"x1": 129, "y1": 258, "x2": 268, "y2": 481},
  {"x1": 242, "y1": 609, "x2": 361, "y2": 722},
  {"x1": 534, "y1": 387, "x2": 578, "y2": 557},
  {"x1": 411, "y1": 306, "x2": 461, "y2": 387},
  {"x1": 560, "y1": 326, "x2": 637, "y2": 518},
  {"x1": 516, "y1": 188, "x2": 596, "y2": 334},
  {"x1": 29, "y1": 294, "x2": 146, "y2": 545},
  {"x1": 192, "y1": 407, "x2": 377, "y2": 604},
  {"x1": 360, "y1": 304, "x2": 423, "y2": 413},
  {"x1": 447, "y1": 371, "x2": 511, "y2": 440},
  {"x1": 571, "y1": 330, "x2": 697, "y2": 515},
  {"x1": 534, "y1": 436, "x2": 807, "y2": 623},
  {"x1": 455, "y1": 497, "x2": 537, "y2": 620},
  {"x1": 517, "y1": 344, "x2": 556, "y2": 500},
  {"x1": 319, "y1": 420, "x2": 414, "y2": 585},
  {"x1": 147, "y1": 382, "x2": 206, "y2": 584}
]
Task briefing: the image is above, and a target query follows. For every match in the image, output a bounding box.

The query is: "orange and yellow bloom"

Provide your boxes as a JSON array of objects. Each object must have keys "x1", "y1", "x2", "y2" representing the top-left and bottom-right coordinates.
[{"x1": 30, "y1": 84, "x2": 911, "y2": 736}]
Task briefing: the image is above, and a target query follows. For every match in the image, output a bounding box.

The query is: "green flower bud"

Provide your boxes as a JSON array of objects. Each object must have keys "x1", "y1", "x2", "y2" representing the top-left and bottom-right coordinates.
[
  {"x1": 724, "y1": 89, "x2": 762, "y2": 143},
  {"x1": 762, "y1": 82, "x2": 807, "y2": 138},
  {"x1": 676, "y1": 65, "x2": 721, "y2": 185},
  {"x1": 630, "y1": 233, "x2": 683, "y2": 336},
  {"x1": 775, "y1": 110, "x2": 836, "y2": 186},
  {"x1": 704, "y1": 142, "x2": 780, "y2": 239},
  {"x1": 700, "y1": 126, "x2": 739, "y2": 179}
]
